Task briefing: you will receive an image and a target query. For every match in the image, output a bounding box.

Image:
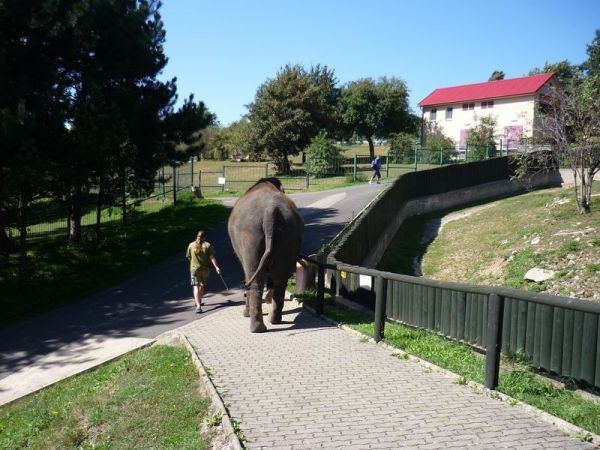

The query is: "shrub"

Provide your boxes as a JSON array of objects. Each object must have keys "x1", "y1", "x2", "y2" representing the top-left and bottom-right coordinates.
[
  {"x1": 304, "y1": 132, "x2": 344, "y2": 178},
  {"x1": 388, "y1": 132, "x2": 416, "y2": 164}
]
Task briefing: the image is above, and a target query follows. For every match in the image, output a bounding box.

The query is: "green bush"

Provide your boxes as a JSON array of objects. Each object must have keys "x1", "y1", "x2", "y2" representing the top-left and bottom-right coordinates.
[
  {"x1": 304, "y1": 132, "x2": 344, "y2": 178},
  {"x1": 388, "y1": 132, "x2": 416, "y2": 164}
]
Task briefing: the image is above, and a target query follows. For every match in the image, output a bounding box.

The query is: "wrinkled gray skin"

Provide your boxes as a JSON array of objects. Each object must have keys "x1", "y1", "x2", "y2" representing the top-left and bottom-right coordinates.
[{"x1": 228, "y1": 178, "x2": 304, "y2": 333}]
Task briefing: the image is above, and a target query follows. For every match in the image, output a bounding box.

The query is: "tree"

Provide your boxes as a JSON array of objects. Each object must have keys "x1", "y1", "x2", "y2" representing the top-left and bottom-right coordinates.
[
  {"x1": 529, "y1": 60, "x2": 582, "y2": 86},
  {"x1": 0, "y1": 0, "x2": 73, "y2": 277},
  {"x1": 489, "y1": 70, "x2": 505, "y2": 81},
  {"x1": 338, "y1": 77, "x2": 413, "y2": 159},
  {"x1": 533, "y1": 81, "x2": 600, "y2": 214},
  {"x1": 247, "y1": 64, "x2": 338, "y2": 173},
  {"x1": 163, "y1": 94, "x2": 216, "y2": 163},
  {"x1": 200, "y1": 119, "x2": 252, "y2": 161},
  {"x1": 388, "y1": 133, "x2": 416, "y2": 164},
  {"x1": 581, "y1": 29, "x2": 600, "y2": 93},
  {"x1": 524, "y1": 30, "x2": 600, "y2": 214},
  {"x1": 304, "y1": 132, "x2": 343, "y2": 178},
  {"x1": 55, "y1": 0, "x2": 179, "y2": 240},
  {"x1": 466, "y1": 116, "x2": 497, "y2": 161},
  {"x1": 423, "y1": 122, "x2": 456, "y2": 164}
]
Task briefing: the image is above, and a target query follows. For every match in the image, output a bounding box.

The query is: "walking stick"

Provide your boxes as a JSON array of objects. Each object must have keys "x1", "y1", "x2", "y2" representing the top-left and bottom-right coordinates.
[{"x1": 217, "y1": 271, "x2": 229, "y2": 291}]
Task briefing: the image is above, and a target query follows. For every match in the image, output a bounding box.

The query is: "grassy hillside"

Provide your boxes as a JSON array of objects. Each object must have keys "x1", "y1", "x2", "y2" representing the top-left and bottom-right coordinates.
[{"x1": 421, "y1": 184, "x2": 600, "y2": 300}]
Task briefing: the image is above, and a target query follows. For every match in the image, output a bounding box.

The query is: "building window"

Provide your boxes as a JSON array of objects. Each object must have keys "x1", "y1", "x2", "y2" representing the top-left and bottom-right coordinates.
[
  {"x1": 445, "y1": 107, "x2": 453, "y2": 120},
  {"x1": 430, "y1": 108, "x2": 437, "y2": 121},
  {"x1": 462, "y1": 103, "x2": 474, "y2": 111},
  {"x1": 481, "y1": 101, "x2": 494, "y2": 109}
]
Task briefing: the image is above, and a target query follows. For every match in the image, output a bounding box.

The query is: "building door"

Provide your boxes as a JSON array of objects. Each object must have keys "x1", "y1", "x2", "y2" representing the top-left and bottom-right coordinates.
[
  {"x1": 503, "y1": 125, "x2": 523, "y2": 150},
  {"x1": 459, "y1": 129, "x2": 469, "y2": 151}
]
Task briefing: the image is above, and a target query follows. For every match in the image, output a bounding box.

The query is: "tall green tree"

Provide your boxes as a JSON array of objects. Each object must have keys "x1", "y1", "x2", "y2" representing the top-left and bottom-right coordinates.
[
  {"x1": 0, "y1": 0, "x2": 74, "y2": 276},
  {"x1": 581, "y1": 29, "x2": 600, "y2": 93},
  {"x1": 200, "y1": 119, "x2": 251, "y2": 161},
  {"x1": 163, "y1": 94, "x2": 216, "y2": 162},
  {"x1": 247, "y1": 64, "x2": 338, "y2": 173},
  {"x1": 338, "y1": 77, "x2": 413, "y2": 159},
  {"x1": 54, "y1": 0, "x2": 178, "y2": 240},
  {"x1": 488, "y1": 70, "x2": 505, "y2": 81},
  {"x1": 529, "y1": 60, "x2": 582, "y2": 86}
]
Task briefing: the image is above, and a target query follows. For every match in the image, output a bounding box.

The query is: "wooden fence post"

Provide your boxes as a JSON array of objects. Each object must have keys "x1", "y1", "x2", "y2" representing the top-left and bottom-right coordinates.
[
  {"x1": 374, "y1": 276, "x2": 387, "y2": 342},
  {"x1": 316, "y1": 262, "x2": 325, "y2": 315},
  {"x1": 485, "y1": 293, "x2": 505, "y2": 389}
]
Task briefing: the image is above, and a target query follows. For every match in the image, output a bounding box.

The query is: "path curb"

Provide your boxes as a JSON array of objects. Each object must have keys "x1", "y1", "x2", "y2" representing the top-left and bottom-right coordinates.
[{"x1": 156, "y1": 331, "x2": 243, "y2": 450}]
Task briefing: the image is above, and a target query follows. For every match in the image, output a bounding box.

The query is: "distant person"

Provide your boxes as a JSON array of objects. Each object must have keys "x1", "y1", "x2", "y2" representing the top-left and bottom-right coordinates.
[
  {"x1": 186, "y1": 230, "x2": 221, "y2": 313},
  {"x1": 369, "y1": 156, "x2": 382, "y2": 184}
]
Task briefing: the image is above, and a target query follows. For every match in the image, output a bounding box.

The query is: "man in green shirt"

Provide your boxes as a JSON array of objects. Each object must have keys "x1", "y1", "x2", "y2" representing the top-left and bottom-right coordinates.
[{"x1": 186, "y1": 230, "x2": 221, "y2": 313}]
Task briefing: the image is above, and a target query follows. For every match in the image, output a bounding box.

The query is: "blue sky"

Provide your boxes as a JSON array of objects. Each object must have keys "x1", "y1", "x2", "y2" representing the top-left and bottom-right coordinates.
[{"x1": 159, "y1": 0, "x2": 600, "y2": 126}]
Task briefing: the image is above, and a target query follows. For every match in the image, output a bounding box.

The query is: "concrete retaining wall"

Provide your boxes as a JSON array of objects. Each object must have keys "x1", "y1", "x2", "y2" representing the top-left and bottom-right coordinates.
[{"x1": 362, "y1": 170, "x2": 562, "y2": 268}]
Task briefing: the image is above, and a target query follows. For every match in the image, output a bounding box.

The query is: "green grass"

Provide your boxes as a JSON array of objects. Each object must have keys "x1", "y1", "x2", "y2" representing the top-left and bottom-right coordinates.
[
  {"x1": 377, "y1": 213, "x2": 433, "y2": 275},
  {"x1": 0, "y1": 345, "x2": 210, "y2": 449},
  {"x1": 416, "y1": 185, "x2": 600, "y2": 298},
  {"x1": 301, "y1": 295, "x2": 600, "y2": 435},
  {"x1": 0, "y1": 194, "x2": 229, "y2": 327}
]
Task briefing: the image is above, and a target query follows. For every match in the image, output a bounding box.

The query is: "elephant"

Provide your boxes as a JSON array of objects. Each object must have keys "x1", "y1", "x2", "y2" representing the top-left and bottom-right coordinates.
[{"x1": 228, "y1": 177, "x2": 304, "y2": 332}]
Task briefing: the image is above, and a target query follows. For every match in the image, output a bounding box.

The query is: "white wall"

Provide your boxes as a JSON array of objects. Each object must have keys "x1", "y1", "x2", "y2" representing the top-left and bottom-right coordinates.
[{"x1": 423, "y1": 94, "x2": 539, "y2": 150}]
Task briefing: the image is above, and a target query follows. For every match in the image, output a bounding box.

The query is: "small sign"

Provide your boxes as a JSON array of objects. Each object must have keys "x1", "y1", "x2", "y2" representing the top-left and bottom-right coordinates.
[
  {"x1": 218, "y1": 177, "x2": 226, "y2": 185},
  {"x1": 340, "y1": 271, "x2": 347, "y2": 279},
  {"x1": 359, "y1": 274, "x2": 372, "y2": 289}
]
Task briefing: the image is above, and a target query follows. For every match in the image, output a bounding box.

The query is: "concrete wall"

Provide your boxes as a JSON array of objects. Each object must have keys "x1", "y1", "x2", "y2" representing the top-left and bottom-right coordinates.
[{"x1": 362, "y1": 170, "x2": 563, "y2": 268}]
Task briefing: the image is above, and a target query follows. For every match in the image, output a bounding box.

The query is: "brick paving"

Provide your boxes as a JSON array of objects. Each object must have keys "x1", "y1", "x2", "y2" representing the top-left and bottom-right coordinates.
[{"x1": 180, "y1": 294, "x2": 593, "y2": 449}]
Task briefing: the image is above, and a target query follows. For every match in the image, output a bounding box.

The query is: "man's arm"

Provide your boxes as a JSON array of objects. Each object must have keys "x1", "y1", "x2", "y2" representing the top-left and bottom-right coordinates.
[{"x1": 211, "y1": 256, "x2": 221, "y2": 274}]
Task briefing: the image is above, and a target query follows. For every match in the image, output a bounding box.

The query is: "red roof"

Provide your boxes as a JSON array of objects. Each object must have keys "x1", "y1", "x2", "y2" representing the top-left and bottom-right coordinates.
[{"x1": 418, "y1": 73, "x2": 555, "y2": 107}]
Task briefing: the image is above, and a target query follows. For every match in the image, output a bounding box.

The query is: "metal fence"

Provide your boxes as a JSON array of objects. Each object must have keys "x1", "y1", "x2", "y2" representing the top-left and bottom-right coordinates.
[
  {"x1": 322, "y1": 156, "x2": 600, "y2": 390},
  {"x1": 7, "y1": 147, "x2": 525, "y2": 242}
]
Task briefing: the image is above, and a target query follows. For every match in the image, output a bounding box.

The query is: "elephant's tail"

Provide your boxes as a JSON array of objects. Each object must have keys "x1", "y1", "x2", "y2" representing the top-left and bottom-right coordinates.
[
  {"x1": 245, "y1": 245, "x2": 271, "y2": 289},
  {"x1": 245, "y1": 210, "x2": 274, "y2": 289}
]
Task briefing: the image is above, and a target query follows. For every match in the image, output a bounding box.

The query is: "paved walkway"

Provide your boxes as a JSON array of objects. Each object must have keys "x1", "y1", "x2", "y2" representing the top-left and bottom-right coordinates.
[{"x1": 179, "y1": 294, "x2": 593, "y2": 449}]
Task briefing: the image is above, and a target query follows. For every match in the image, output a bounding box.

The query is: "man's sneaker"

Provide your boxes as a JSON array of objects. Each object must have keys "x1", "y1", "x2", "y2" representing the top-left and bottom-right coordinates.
[
  {"x1": 195, "y1": 305, "x2": 202, "y2": 314},
  {"x1": 368, "y1": 180, "x2": 372, "y2": 184}
]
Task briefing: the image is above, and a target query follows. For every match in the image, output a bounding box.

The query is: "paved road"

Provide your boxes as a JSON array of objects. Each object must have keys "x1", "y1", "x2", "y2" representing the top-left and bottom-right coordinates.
[
  {"x1": 179, "y1": 298, "x2": 593, "y2": 449},
  {"x1": 0, "y1": 182, "x2": 385, "y2": 402}
]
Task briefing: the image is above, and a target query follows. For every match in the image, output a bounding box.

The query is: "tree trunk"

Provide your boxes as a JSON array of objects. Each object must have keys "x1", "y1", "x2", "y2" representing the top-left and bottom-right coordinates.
[
  {"x1": 0, "y1": 214, "x2": 14, "y2": 253},
  {"x1": 95, "y1": 177, "x2": 104, "y2": 244},
  {"x1": 367, "y1": 136, "x2": 375, "y2": 160},
  {"x1": 69, "y1": 185, "x2": 83, "y2": 241},
  {"x1": 18, "y1": 195, "x2": 29, "y2": 285}
]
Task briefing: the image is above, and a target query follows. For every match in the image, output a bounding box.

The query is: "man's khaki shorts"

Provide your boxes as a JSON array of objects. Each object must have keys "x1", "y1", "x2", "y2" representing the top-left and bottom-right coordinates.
[{"x1": 191, "y1": 270, "x2": 209, "y2": 286}]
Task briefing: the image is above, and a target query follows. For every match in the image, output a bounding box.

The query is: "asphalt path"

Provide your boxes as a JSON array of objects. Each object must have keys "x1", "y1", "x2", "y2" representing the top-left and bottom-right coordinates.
[{"x1": 0, "y1": 181, "x2": 386, "y2": 393}]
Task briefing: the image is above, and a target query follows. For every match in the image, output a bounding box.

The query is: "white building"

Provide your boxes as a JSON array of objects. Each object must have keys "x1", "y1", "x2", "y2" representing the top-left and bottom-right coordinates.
[{"x1": 418, "y1": 73, "x2": 558, "y2": 151}]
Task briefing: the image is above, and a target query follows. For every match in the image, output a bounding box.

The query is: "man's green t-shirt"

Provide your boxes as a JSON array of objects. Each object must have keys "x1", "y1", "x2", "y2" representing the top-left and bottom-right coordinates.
[{"x1": 186, "y1": 241, "x2": 215, "y2": 273}]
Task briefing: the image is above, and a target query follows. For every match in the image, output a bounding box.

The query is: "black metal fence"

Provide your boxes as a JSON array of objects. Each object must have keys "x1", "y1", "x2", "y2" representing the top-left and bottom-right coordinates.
[{"x1": 318, "y1": 156, "x2": 600, "y2": 390}]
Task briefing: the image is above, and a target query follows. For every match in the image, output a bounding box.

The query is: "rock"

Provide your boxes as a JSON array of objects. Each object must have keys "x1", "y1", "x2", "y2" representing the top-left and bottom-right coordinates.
[
  {"x1": 531, "y1": 236, "x2": 540, "y2": 245},
  {"x1": 524, "y1": 268, "x2": 555, "y2": 283}
]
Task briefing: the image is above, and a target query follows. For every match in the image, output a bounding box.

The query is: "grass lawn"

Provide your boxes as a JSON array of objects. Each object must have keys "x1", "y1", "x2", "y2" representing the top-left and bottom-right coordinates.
[
  {"x1": 0, "y1": 194, "x2": 229, "y2": 327},
  {"x1": 298, "y1": 293, "x2": 600, "y2": 436},
  {"x1": 0, "y1": 345, "x2": 211, "y2": 449},
  {"x1": 419, "y1": 183, "x2": 600, "y2": 300}
]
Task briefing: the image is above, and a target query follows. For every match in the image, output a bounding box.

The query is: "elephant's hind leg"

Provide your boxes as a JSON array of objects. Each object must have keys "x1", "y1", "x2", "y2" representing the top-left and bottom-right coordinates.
[
  {"x1": 248, "y1": 285, "x2": 267, "y2": 333},
  {"x1": 243, "y1": 290, "x2": 250, "y2": 317},
  {"x1": 269, "y1": 283, "x2": 286, "y2": 324}
]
